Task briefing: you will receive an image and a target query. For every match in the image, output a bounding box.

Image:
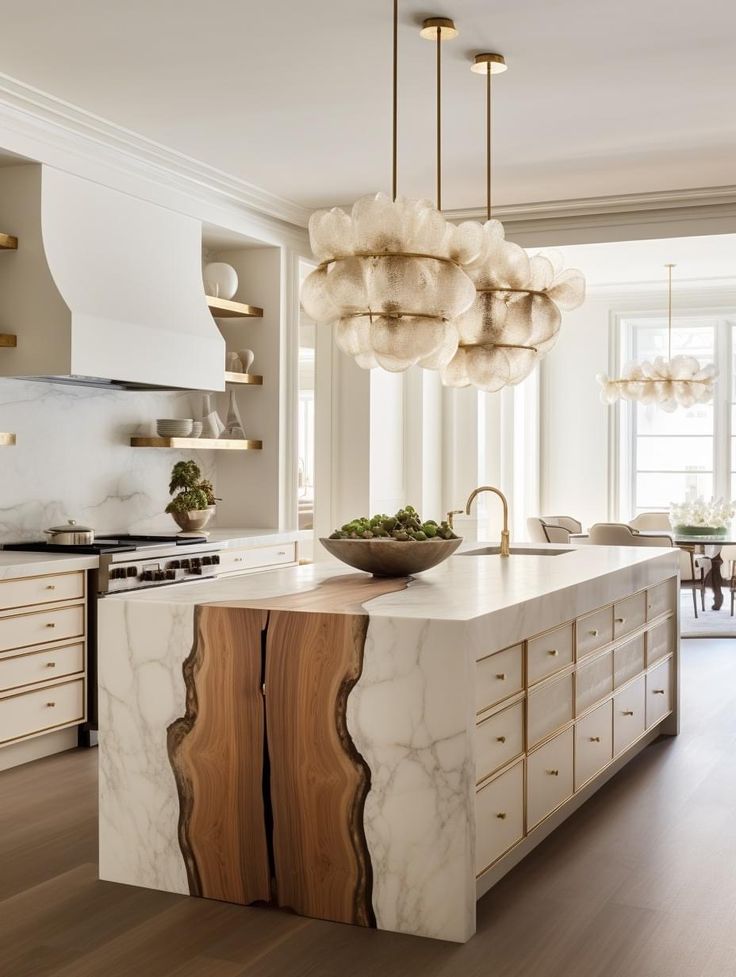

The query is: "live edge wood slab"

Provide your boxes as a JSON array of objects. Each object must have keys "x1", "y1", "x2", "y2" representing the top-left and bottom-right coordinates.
[
  {"x1": 168, "y1": 576, "x2": 408, "y2": 928},
  {"x1": 98, "y1": 550, "x2": 680, "y2": 943}
]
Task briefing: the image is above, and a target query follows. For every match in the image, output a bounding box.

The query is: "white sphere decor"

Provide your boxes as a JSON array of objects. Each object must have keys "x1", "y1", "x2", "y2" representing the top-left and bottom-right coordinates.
[{"x1": 204, "y1": 262, "x2": 239, "y2": 300}]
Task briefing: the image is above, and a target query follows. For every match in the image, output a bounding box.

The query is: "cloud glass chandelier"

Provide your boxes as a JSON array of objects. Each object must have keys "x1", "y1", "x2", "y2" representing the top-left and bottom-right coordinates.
[
  {"x1": 441, "y1": 54, "x2": 585, "y2": 393},
  {"x1": 597, "y1": 264, "x2": 717, "y2": 412},
  {"x1": 300, "y1": 4, "x2": 480, "y2": 373}
]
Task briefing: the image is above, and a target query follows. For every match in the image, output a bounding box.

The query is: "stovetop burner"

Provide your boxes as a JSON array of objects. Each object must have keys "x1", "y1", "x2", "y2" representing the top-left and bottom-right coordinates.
[{"x1": 3, "y1": 533, "x2": 208, "y2": 555}]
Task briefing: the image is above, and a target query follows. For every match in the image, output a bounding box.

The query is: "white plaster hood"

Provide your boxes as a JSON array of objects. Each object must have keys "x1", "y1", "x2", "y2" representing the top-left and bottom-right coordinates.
[{"x1": 0, "y1": 164, "x2": 224, "y2": 390}]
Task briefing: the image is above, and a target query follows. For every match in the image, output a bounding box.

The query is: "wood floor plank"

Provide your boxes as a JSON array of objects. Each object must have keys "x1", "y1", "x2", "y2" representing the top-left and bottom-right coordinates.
[{"x1": 0, "y1": 638, "x2": 735, "y2": 977}]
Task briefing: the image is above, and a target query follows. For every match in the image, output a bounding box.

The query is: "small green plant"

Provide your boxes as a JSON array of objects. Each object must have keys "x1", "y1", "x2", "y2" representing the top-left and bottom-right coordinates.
[{"x1": 165, "y1": 461, "x2": 217, "y2": 515}]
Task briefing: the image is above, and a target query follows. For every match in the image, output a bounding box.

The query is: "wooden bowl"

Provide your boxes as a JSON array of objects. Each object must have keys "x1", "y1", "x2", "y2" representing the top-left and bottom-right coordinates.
[{"x1": 319, "y1": 536, "x2": 462, "y2": 577}]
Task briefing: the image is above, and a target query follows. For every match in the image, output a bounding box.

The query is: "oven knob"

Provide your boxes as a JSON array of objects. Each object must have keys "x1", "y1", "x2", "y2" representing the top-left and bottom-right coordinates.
[
  {"x1": 201, "y1": 556, "x2": 212, "y2": 566},
  {"x1": 165, "y1": 569, "x2": 176, "y2": 580},
  {"x1": 191, "y1": 566, "x2": 203, "y2": 575},
  {"x1": 155, "y1": 571, "x2": 165, "y2": 581},
  {"x1": 212, "y1": 554, "x2": 220, "y2": 565},
  {"x1": 181, "y1": 559, "x2": 190, "y2": 570},
  {"x1": 191, "y1": 558, "x2": 201, "y2": 568},
  {"x1": 169, "y1": 560, "x2": 180, "y2": 570},
  {"x1": 142, "y1": 571, "x2": 154, "y2": 581},
  {"x1": 126, "y1": 566, "x2": 138, "y2": 578}
]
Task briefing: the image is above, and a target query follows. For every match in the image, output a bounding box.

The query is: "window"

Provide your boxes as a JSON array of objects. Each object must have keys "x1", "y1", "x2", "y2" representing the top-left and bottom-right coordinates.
[{"x1": 617, "y1": 314, "x2": 734, "y2": 518}]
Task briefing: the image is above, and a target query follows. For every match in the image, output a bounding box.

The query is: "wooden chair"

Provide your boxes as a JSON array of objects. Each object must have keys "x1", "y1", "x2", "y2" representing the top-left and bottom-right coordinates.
[{"x1": 720, "y1": 544, "x2": 736, "y2": 616}]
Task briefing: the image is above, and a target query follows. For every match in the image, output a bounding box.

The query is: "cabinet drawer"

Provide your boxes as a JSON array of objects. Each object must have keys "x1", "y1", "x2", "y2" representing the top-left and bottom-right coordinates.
[
  {"x1": 218, "y1": 543, "x2": 296, "y2": 574},
  {"x1": 647, "y1": 578, "x2": 677, "y2": 619},
  {"x1": 476, "y1": 701, "x2": 524, "y2": 785},
  {"x1": 527, "y1": 727, "x2": 574, "y2": 830},
  {"x1": 527, "y1": 623, "x2": 574, "y2": 686},
  {"x1": 527, "y1": 672, "x2": 573, "y2": 749},
  {"x1": 613, "y1": 675, "x2": 646, "y2": 755},
  {"x1": 0, "y1": 678, "x2": 84, "y2": 744},
  {"x1": 476, "y1": 645, "x2": 523, "y2": 716},
  {"x1": 647, "y1": 617, "x2": 675, "y2": 666},
  {"x1": 576, "y1": 606, "x2": 613, "y2": 659},
  {"x1": 613, "y1": 634, "x2": 645, "y2": 688},
  {"x1": 0, "y1": 605, "x2": 85, "y2": 654},
  {"x1": 575, "y1": 700, "x2": 613, "y2": 789},
  {"x1": 646, "y1": 658, "x2": 673, "y2": 728},
  {"x1": 0, "y1": 571, "x2": 84, "y2": 611},
  {"x1": 475, "y1": 761, "x2": 524, "y2": 875},
  {"x1": 576, "y1": 650, "x2": 613, "y2": 714},
  {"x1": 0, "y1": 642, "x2": 84, "y2": 693},
  {"x1": 613, "y1": 592, "x2": 646, "y2": 639}
]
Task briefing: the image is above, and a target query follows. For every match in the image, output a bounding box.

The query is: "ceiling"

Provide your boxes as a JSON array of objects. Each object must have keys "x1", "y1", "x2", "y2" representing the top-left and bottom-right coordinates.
[{"x1": 0, "y1": 1, "x2": 733, "y2": 214}]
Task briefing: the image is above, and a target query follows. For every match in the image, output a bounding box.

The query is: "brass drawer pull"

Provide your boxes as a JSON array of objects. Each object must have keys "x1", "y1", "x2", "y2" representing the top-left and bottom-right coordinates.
[
  {"x1": 589, "y1": 628, "x2": 599, "y2": 637},
  {"x1": 496, "y1": 673, "x2": 506, "y2": 680},
  {"x1": 653, "y1": 689, "x2": 666, "y2": 695},
  {"x1": 546, "y1": 769, "x2": 560, "y2": 776},
  {"x1": 590, "y1": 735, "x2": 601, "y2": 742},
  {"x1": 496, "y1": 812, "x2": 507, "y2": 820},
  {"x1": 496, "y1": 735, "x2": 506, "y2": 743},
  {"x1": 45, "y1": 662, "x2": 56, "y2": 668},
  {"x1": 46, "y1": 701, "x2": 56, "y2": 708},
  {"x1": 45, "y1": 622, "x2": 56, "y2": 628},
  {"x1": 46, "y1": 584, "x2": 57, "y2": 590},
  {"x1": 622, "y1": 709, "x2": 634, "y2": 716},
  {"x1": 548, "y1": 649, "x2": 559, "y2": 657},
  {"x1": 615, "y1": 617, "x2": 625, "y2": 624}
]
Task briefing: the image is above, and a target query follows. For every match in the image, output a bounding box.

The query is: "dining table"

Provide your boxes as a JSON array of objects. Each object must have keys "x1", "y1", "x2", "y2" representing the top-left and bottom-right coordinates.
[{"x1": 638, "y1": 530, "x2": 733, "y2": 611}]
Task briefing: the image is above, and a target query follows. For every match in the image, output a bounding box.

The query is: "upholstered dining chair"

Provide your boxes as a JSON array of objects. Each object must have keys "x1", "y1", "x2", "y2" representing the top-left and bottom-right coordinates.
[
  {"x1": 543, "y1": 515, "x2": 583, "y2": 534},
  {"x1": 526, "y1": 517, "x2": 575, "y2": 544},
  {"x1": 719, "y1": 544, "x2": 736, "y2": 616},
  {"x1": 629, "y1": 512, "x2": 670, "y2": 531},
  {"x1": 588, "y1": 522, "x2": 707, "y2": 618}
]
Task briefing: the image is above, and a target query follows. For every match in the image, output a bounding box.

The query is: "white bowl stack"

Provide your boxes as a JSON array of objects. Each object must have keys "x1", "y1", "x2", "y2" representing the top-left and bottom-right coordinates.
[{"x1": 156, "y1": 418, "x2": 194, "y2": 438}]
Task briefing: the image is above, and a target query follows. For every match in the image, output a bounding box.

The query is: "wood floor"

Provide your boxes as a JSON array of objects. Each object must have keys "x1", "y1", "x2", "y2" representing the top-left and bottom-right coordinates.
[{"x1": 1, "y1": 639, "x2": 736, "y2": 977}]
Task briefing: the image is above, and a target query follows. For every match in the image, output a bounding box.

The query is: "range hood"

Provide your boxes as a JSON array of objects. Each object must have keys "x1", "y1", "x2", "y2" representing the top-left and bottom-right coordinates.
[{"x1": 0, "y1": 164, "x2": 225, "y2": 390}]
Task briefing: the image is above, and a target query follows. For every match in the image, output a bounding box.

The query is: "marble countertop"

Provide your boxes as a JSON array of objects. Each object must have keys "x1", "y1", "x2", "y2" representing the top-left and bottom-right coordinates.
[
  {"x1": 106, "y1": 542, "x2": 679, "y2": 622},
  {"x1": 0, "y1": 528, "x2": 301, "y2": 581}
]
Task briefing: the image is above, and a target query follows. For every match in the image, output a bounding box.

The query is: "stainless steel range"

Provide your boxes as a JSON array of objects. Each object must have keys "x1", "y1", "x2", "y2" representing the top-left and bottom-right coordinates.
[{"x1": 2, "y1": 534, "x2": 231, "y2": 746}]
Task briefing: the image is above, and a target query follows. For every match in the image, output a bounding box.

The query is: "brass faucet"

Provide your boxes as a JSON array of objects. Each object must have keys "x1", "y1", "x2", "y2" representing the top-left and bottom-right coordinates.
[{"x1": 448, "y1": 485, "x2": 511, "y2": 557}]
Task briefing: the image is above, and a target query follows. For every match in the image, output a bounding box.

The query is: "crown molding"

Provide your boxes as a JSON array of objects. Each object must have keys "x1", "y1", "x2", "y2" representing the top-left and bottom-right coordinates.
[{"x1": 0, "y1": 72, "x2": 312, "y2": 231}]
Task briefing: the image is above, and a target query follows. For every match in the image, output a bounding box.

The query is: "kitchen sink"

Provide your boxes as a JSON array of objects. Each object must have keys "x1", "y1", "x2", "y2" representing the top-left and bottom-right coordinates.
[{"x1": 460, "y1": 546, "x2": 573, "y2": 557}]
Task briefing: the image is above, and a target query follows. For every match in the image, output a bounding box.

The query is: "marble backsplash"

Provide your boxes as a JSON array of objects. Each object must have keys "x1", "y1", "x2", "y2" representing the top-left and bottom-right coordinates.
[{"x1": 0, "y1": 379, "x2": 216, "y2": 542}]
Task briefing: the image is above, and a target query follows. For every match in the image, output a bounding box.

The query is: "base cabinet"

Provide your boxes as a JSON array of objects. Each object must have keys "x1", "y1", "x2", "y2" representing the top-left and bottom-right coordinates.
[
  {"x1": 475, "y1": 760, "x2": 524, "y2": 874},
  {"x1": 575, "y1": 700, "x2": 613, "y2": 789},
  {"x1": 527, "y1": 727, "x2": 574, "y2": 829},
  {"x1": 613, "y1": 676, "x2": 647, "y2": 755}
]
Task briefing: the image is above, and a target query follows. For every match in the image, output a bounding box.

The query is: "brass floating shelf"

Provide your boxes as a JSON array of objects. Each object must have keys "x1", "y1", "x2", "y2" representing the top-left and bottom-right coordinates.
[
  {"x1": 0, "y1": 233, "x2": 18, "y2": 251},
  {"x1": 224, "y1": 372, "x2": 263, "y2": 385},
  {"x1": 0, "y1": 433, "x2": 16, "y2": 446},
  {"x1": 131, "y1": 436, "x2": 262, "y2": 451},
  {"x1": 206, "y1": 296, "x2": 263, "y2": 319},
  {"x1": 0, "y1": 334, "x2": 17, "y2": 348}
]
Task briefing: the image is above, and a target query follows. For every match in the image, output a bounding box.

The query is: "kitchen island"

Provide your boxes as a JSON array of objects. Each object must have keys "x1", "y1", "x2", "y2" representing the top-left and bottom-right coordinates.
[{"x1": 98, "y1": 543, "x2": 679, "y2": 943}]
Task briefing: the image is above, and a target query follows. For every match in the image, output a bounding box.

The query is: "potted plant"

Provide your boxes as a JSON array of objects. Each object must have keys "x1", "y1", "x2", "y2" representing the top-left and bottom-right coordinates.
[{"x1": 166, "y1": 460, "x2": 217, "y2": 533}]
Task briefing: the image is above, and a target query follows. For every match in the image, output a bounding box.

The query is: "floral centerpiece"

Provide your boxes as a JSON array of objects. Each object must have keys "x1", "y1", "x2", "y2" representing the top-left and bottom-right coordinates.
[{"x1": 669, "y1": 497, "x2": 736, "y2": 536}]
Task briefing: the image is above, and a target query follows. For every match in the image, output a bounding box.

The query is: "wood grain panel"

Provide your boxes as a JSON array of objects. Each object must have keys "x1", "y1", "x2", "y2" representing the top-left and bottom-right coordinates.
[
  {"x1": 167, "y1": 605, "x2": 271, "y2": 905},
  {"x1": 264, "y1": 609, "x2": 375, "y2": 927}
]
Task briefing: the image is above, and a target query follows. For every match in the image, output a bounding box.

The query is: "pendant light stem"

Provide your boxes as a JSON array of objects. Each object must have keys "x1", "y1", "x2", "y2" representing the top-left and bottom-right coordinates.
[
  {"x1": 666, "y1": 262, "x2": 675, "y2": 359},
  {"x1": 436, "y1": 25, "x2": 442, "y2": 210},
  {"x1": 486, "y1": 63, "x2": 492, "y2": 221},
  {"x1": 392, "y1": 0, "x2": 398, "y2": 201}
]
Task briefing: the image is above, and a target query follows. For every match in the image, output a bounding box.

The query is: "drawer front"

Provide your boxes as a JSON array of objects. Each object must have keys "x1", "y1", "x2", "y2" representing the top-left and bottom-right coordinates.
[
  {"x1": 218, "y1": 543, "x2": 297, "y2": 574},
  {"x1": 0, "y1": 642, "x2": 84, "y2": 693},
  {"x1": 576, "y1": 651, "x2": 613, "y2": 714},
  {"x1": 527, "y1": 623, "x2": 574, "y2": 686},
  {"x1": 476, "y1": 701, "x2": 524, "y2": 784},
  {"x1": 613, "y1": 634, "x2": 645, "y2": 689},
  {"x1": 647, "y1": 578, "x2": 677, "y2": 619},
  {"x1": 527, "y1": 727, "x2": 574, "y2": 830},
  {"x1": 575, "y1": 700, "x2": 613, "y2": 789},
  {"x1": 0, "y1": 605, "x2": 85, "y2": 654},
  {"x1": 576, "y1": 606, "x2": 613, "y2": 659},
  {"x1": 0, "y1": 678, "x2": 84, "y2": 744},
  {"x1": 613, "y1": 592, "x2": 647, "y2": 639},
  {"x1": 475, "y1": 761, "x2": 524, "y2": 875},
  {"x1": 646, "y1": 658, "x2": 673, "y2": 728},
  {"x1": 476, "y1": 645, "x2": 523, "y2": 716},
  {"x1": 0, "y1": 571, "x2": 84, "y2": 611},
  {"x1": 613, "y1": 675, "x2": 646, "y2": 755},
  {"x1": 647, "y1": 617, "x2": 675, "y2": 666},
  {"x1": 527, "y1": 672, "x2": 573, "y2": 749}
]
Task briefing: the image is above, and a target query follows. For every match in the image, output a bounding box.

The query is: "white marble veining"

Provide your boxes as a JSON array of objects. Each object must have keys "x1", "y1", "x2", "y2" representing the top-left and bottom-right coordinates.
[
  {"x1": 0, "y1": 378, "x2": 215, "y2": 542},
  {"x1": 98, "y1": 597, "x2": 194, "y2": 895}
]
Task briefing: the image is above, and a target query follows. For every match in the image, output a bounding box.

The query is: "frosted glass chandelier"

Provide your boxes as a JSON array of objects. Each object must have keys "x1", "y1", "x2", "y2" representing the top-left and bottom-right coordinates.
[
  {"x1": 300, "y1": 6, "x2": 479, "y2": 373},
  {"x1": 597, "y1": 264, "x2": 717, "y2": 412},
  {"x1": 441, "y1": 54, "x2": 585, "y2": 393}
]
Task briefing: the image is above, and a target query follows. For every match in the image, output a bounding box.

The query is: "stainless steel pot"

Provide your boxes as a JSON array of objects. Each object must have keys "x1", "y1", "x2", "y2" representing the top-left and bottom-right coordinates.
[{"x1": 44, "y1": 519, "x2": 95, "y2": 546}]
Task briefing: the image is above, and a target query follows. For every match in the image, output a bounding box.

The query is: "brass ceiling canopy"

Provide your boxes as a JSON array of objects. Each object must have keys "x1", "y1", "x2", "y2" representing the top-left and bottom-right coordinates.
[
  {"x1": 419, "y1": 17, "x2": 458, "y2": 40},
  {"x1": 470, "y1": 52, "x2": 508, "y2": 75}
]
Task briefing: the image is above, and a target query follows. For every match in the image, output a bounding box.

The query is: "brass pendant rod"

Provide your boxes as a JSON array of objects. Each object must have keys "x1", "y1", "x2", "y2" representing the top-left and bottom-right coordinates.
[
  {"x1": 666, "y1": 262, "x2": 675, "y2": 360},
  {"x1": 486, "y1": 63, "x2": 492, "y2": 221},
  {"x1": 436, "y1": 25, "x2": 442, "y2": 210},
  {"x1": 392, "y1": 0, "x2": 398, "y2": 201}
]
